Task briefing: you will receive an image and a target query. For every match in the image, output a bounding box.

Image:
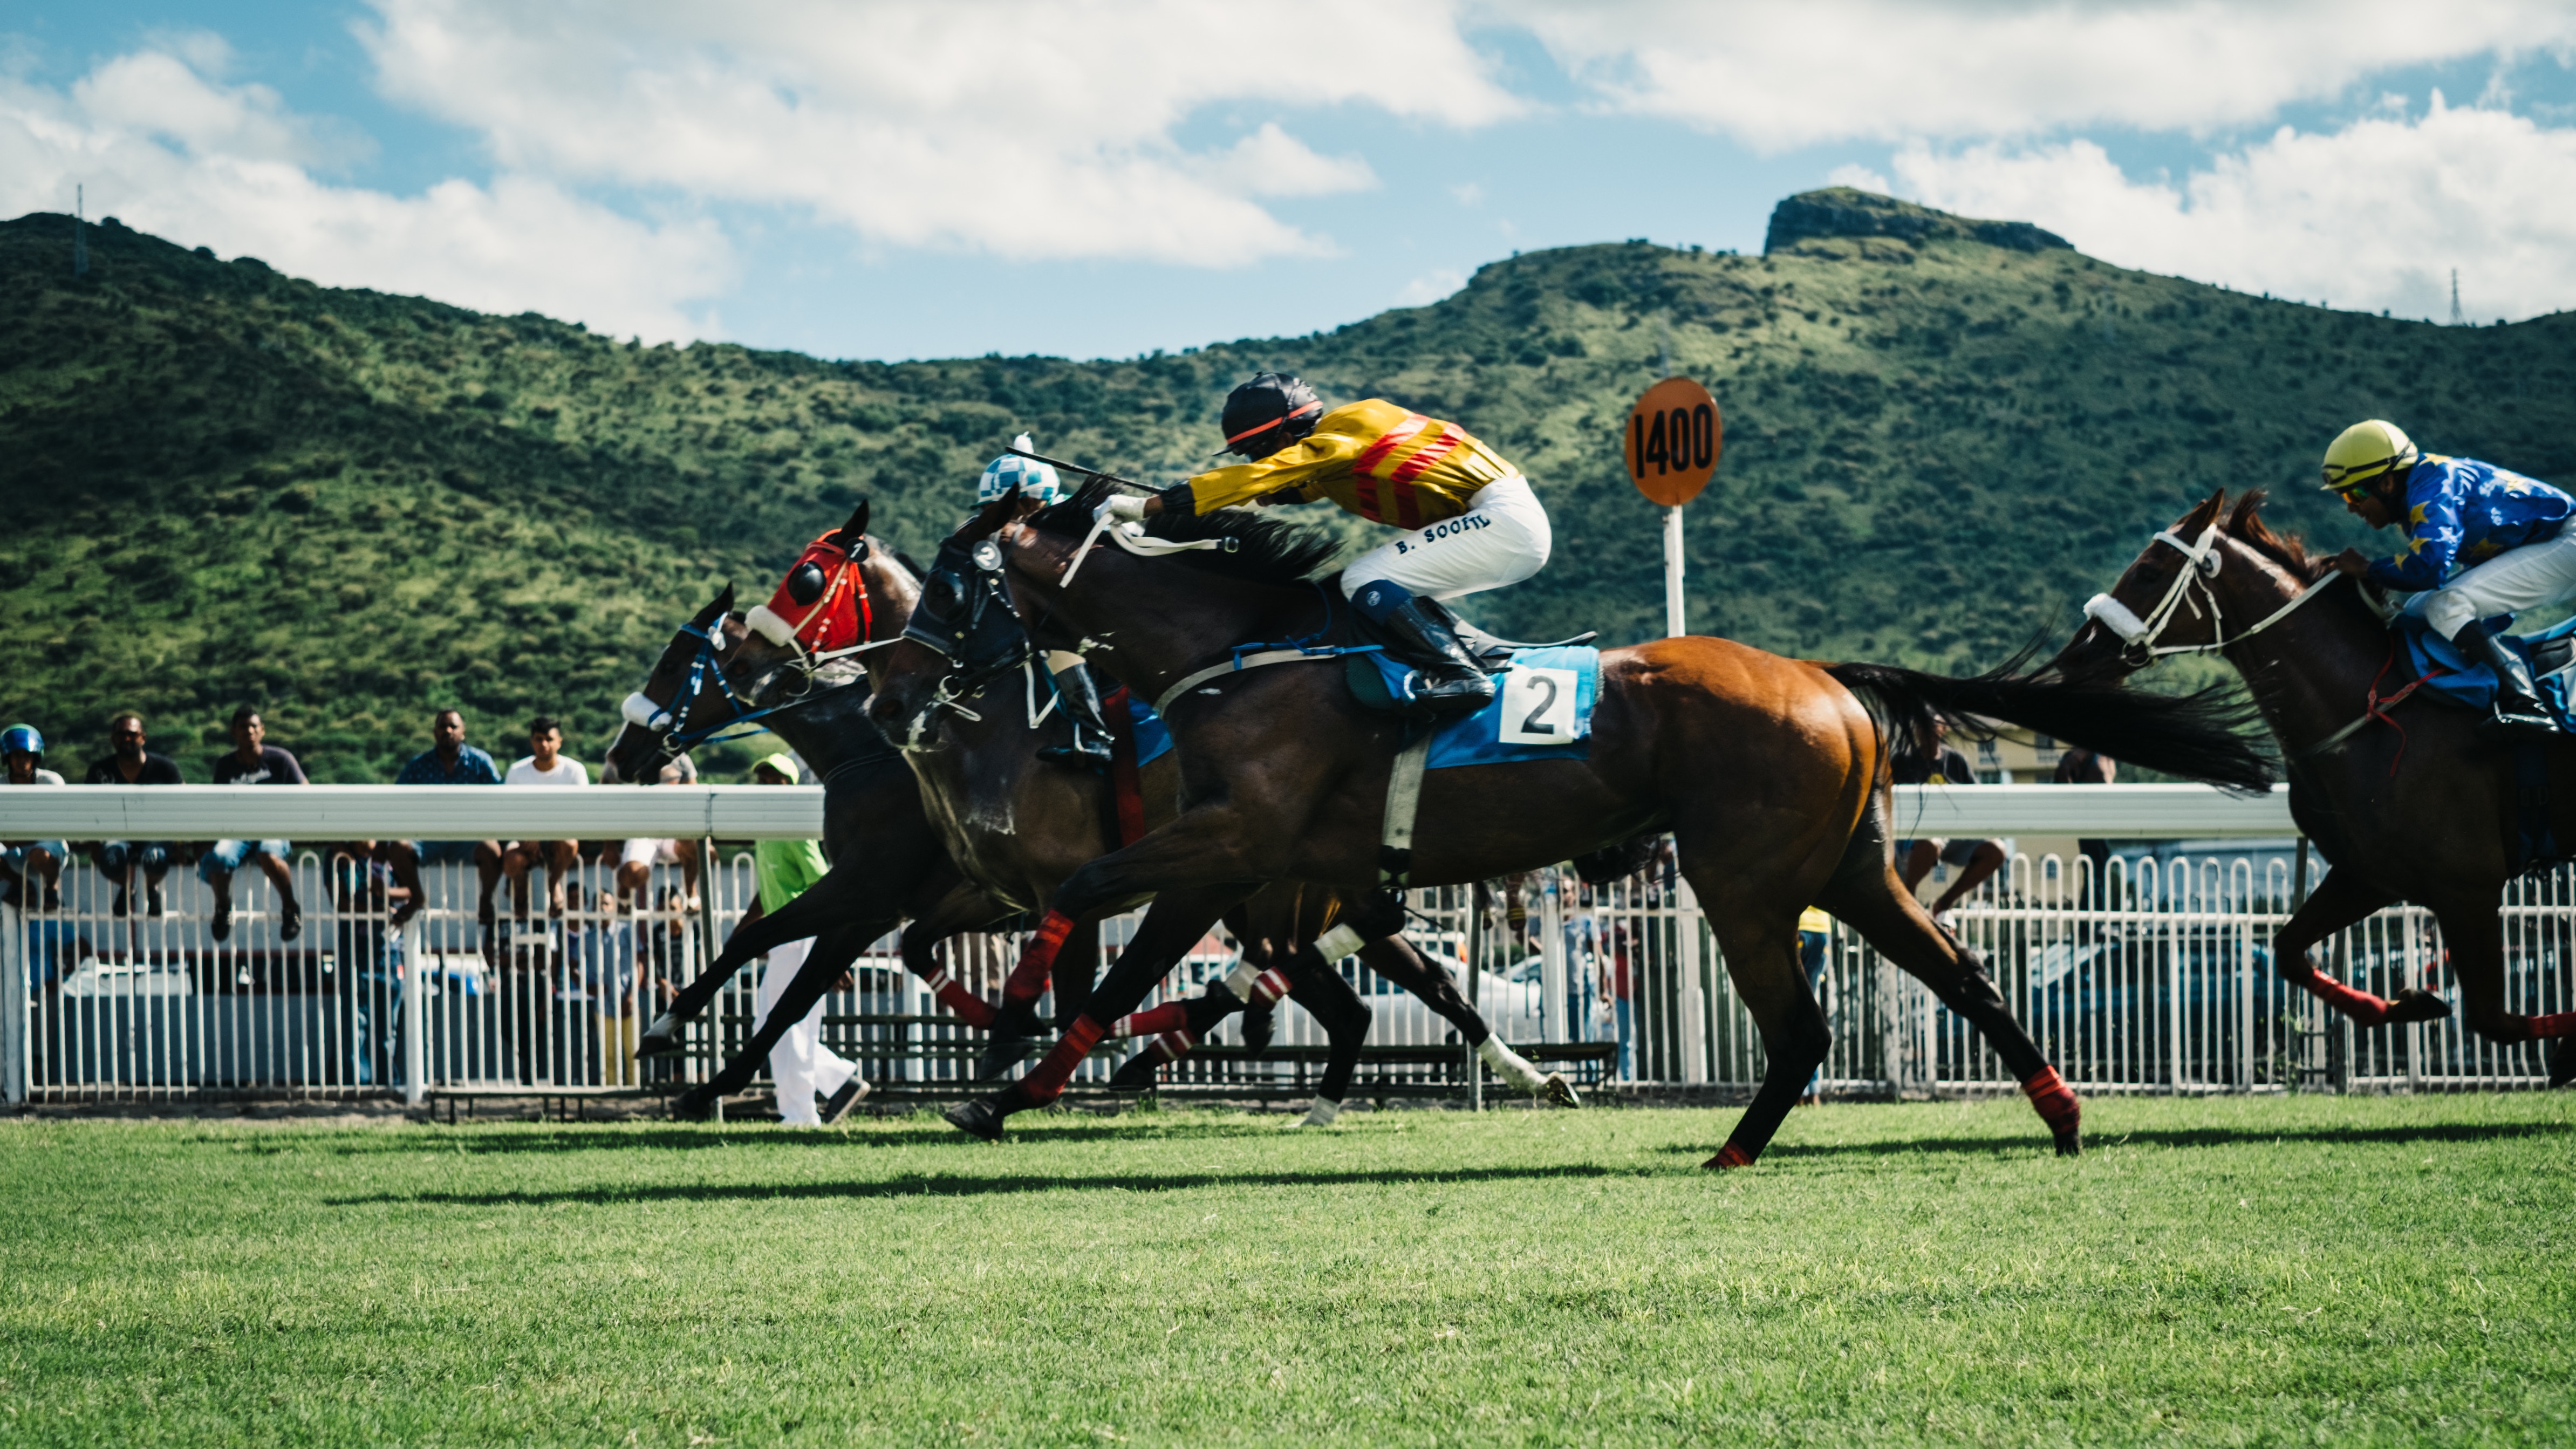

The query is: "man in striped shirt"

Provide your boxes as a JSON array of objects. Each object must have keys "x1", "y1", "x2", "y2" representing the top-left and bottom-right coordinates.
[{"x1": 1112, "y1": 373, "x2": 1552, "y2": 713}]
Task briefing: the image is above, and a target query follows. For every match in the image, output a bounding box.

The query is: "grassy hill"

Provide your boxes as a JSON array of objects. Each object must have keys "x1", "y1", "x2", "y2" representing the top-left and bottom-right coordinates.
[{"x1": 7, "y1": 188, "x2": 2576, "y2": 780}]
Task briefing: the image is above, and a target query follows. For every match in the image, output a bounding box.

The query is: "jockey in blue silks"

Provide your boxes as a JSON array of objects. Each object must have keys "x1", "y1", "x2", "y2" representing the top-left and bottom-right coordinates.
[
  {"x1": 980, "y1": 435, "x2": 1112, "y2": 769},
  {"x1": 2325, "y1": 418, "x2": 2576, "y2": 739}
]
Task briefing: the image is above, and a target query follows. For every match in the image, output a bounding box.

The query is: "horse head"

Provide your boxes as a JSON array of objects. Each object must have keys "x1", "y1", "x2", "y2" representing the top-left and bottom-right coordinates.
[
  {"x1": 728, "y1": 500, "x2": 921, "y2": 709},
  {"x1": 603, "y1": 583, "x2": 739, "y2": 785},
  {"x1": 2051, "y1": 488, "x2": 2347, "y2": 681}
]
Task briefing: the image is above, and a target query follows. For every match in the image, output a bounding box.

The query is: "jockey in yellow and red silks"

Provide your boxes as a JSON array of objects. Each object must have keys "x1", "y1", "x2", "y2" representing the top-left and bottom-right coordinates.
[{"x1": 1107, "y1": 374, "x2": 1551, "y2": 714}]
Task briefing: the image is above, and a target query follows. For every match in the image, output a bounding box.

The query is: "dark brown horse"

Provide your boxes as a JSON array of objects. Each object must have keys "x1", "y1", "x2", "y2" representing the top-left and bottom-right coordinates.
[
  {"x1": 870, "y1": 483, "x2": 2276, "y2": 1161},
  {"x1": 2051, "y1": 489, "x2": 2575, "y2": 1083}
]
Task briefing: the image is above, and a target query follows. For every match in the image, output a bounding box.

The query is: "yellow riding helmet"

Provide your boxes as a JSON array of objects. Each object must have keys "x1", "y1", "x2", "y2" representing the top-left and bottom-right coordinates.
[{"x1": 2320, "y1": 419, "x2": 2419, "y2": 493}]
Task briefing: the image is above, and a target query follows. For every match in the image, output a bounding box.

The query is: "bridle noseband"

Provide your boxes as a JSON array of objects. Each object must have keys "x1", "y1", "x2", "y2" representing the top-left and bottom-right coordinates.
[{"x1": 2083, "y1": 524, "x2": 2339, "y2": 668}]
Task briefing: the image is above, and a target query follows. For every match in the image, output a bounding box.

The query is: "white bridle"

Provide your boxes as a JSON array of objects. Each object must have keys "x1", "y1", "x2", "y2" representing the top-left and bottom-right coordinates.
[{"x1": 2083, "y1": 524, "x2": 2340, "y2": 662}]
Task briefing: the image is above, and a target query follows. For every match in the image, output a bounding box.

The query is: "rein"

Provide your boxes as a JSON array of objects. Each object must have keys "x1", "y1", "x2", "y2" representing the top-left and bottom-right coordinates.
[
  {"x1": 621, "y1": 619, "x2": 877, "y2": 754},
  {"x1": 1058, "y1": 510, "x2": 1237, "y2": 588}
]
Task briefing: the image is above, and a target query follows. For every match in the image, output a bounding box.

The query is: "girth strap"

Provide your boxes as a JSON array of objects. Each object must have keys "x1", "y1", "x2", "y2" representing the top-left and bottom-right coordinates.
[{"x1": 1379, "y1": 733, "x2": 1431, "y2": 889}]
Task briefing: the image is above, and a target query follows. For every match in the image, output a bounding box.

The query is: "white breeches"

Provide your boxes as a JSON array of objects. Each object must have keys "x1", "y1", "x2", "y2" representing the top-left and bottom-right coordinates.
[
  {"x1": 2406, "y1": 522, "x2": 2576, "y2": 640},
  {"x1": 1341, "y1": 474, "x2": 1552, "y2": 603},
  {"x1": 755, "y1": 936, "x2": 856, "y2": 1125}
]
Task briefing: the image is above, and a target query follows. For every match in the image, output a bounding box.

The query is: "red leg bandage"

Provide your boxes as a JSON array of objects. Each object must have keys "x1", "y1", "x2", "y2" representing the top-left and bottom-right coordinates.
[
  {"x1": 922, "y1": 969, "x2": 997, "y2": 1030},
  {"x1": 1243, "y1": 967, "x2": 1293, "y2": 1006},
  {"x1": 1145, "y1": 1029, "x2": 1198, "y2": 1064},
  {"x1": 1704, "y1": 1142, "x2": 1755, "y2": 1170},
  {"x1": 2523, "y1": 1011, "x2": 2576, "y2": 1040},
  {"x1": 1018, "y1": 1015, "x2": 1105, "y2": 1104},
  {"x1": 1111, "y1": 1001, "x2": 1189, "y2": 1040},
  {"x1": 2021, "y1": 1065, "x2": 2081, "y2": 1139},
  {"x1": 1002, "y1": 910, "x2": 1075, "y2": 1008},
  {"x1": 2286, "y1": 963, "x2": 2401, "y2": 1026}
]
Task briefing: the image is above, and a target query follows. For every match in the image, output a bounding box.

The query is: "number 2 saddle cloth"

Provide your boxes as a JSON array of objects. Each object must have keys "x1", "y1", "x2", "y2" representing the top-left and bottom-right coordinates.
[{"x1": 1350, "y1": 645, "x2": 1601, "y2": 768}]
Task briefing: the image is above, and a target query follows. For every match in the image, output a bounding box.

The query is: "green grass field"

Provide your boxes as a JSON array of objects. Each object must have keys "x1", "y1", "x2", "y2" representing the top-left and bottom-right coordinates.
[{"x1": 2, "y1": 1095, "x2": 2571, "y2": 1446}]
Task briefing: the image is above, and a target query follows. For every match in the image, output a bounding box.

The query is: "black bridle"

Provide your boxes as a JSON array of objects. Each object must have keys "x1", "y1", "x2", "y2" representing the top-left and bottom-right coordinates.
[{"x1": 900, "y1": 534, "x2": 1041, "y2": 706}]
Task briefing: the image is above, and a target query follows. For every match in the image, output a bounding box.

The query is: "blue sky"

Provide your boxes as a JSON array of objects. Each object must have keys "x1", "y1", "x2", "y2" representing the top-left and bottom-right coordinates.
[{"x1": 10, "y1": 3, "x2": 2576, "y2": 360}]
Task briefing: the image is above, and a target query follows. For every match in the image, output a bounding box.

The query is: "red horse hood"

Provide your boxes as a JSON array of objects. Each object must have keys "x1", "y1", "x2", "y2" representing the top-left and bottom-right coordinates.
[{"x1": 747, "y1": 532, "x2": 873, "y2": 655}]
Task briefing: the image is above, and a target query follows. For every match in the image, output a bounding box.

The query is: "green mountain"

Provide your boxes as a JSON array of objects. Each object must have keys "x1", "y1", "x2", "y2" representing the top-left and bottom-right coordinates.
[{"x1": 6, "y1": 188, "x2": 2572, "y2": 781}]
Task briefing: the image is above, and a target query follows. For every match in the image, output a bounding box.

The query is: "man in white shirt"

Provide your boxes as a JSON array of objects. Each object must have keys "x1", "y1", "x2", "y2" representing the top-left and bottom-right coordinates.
[
  {"x1": 617, "y1": 752, "x2": 702, "y2": 916},
  {"x1": 500, "y1": 716, "x2": 587, "y2": 919}
]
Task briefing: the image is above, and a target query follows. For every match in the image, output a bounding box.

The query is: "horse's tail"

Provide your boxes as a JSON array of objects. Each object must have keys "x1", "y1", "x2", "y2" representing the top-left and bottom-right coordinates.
[{"x1": 1822, "y1": 657, "x2": 2277, "y2": 794}]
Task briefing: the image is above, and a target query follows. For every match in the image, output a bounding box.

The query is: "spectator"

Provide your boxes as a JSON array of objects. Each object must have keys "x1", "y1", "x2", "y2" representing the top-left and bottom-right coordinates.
[
  {"x1": 1894, "y1": 721, "x2": 2007, "y2": 927},
  {"x1": 83, "y1": 712, "x2": 182, "y2": 917},
  {"x1": 617, "y1": 751, "x2": 703, "y2": 915},
  {"x1": 2052, "y1": 746, "x2": 2119, "y2": 904},
  {"x1": 1603, "y1": 922, "x2": 1635, "y2": 1080},
  {"x1": 501, "y1": 716, "x2": 587, "y2": 919},
  {"x1": 1798, "y1": 906, "x2": 1833, "y2": 1104},
  {"x1": 1, "y1": 723, "x2": 66, "y2": 911},
  {"x1": 200, "y1": 708, "x2": 306, "y2": 942},
  {"x1": 381, "y1": 709, "x2": 504, "y2": 929},
  {"x1": 742, "y1": 751, "x2": 866, "y2": 1125}
]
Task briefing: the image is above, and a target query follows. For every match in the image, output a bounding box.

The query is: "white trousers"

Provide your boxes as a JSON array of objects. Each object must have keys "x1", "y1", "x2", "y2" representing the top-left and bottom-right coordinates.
[
  {"x1": 2406, "y1": 521, "x2": 2576, "y2": 640},
  {"x1": 755, "y1": 936, "x2": 856, "y2": 1125},
  {"x1": 1341, "y1": 474, "x2": 1552, "y2": 604}
]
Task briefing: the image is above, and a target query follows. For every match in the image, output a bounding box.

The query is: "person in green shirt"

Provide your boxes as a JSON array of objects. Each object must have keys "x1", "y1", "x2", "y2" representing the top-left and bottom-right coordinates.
[{"x1": 743, "y1": 753, "x2": 867, "y2": 1125}]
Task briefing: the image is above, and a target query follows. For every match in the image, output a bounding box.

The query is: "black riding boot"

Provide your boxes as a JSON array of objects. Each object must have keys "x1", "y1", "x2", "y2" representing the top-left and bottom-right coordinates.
[
  {"x1": 1377, "y1": 599, "x2": 1497, "y2": 715},
  {"x1": 2456, "y1": 618, "x2": 2562, "y2": 740},
  {"x1": 1036, "y1": 662, "x2": 1115, "y2": 770}
]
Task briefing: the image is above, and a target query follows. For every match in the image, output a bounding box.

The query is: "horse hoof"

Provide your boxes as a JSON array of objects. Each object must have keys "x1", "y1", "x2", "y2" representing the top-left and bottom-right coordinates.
[
  {"x1": 2548, "y1": 1036, "x2": 2574, "y2": 1090},
  {"x1": 944, "y1": 1097, "x2": 1008, "y2": 1142},
  {"x1": 1108, "y1": 1054, "x2": 1160, "y2": 1090},
  {"x1": 1542, "y1": 1073, "x2": 1583, "y2": 1109},
  {"x1": 1702, "y1": 1143, "x2": 1755, "y2": 1171},
  {"x1": 2054, "y1": 1130, "x2": 2083, "y2": 1158},
  {"x1": 636, "y1": 1026, "x2": 686, "y2": 1060},
  {"x1": 669, "y1": 1089, "x2": 718, "y2": 1122},
  {"x1": 973, "y1": 1035, "x2": 1041, "y2": 1082},
  {"x1": 2386, "y1": 988, "x2": 2452, "y2": 1026}
]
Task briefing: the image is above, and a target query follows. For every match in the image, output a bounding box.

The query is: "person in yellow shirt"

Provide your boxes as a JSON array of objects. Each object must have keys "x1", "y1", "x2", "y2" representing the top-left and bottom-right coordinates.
[{"x1": 1109, "y1": 373, "x2": 1552, "y2": 712}]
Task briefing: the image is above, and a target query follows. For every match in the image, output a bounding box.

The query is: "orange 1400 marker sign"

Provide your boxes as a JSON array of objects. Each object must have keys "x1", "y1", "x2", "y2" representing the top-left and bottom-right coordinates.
[{"x1": 1625, "y1": 377, "x2": 1721, "y2": 506}]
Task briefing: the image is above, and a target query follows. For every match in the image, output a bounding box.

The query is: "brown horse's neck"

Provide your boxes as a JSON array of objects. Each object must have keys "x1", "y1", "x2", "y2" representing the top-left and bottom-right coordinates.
[
  {"x1": 1023, "y1": 551, "x2": 1324, "y2": 708},
  {"x1": 2211, "y1": 538, "x2": 2392, "y2": 756}
]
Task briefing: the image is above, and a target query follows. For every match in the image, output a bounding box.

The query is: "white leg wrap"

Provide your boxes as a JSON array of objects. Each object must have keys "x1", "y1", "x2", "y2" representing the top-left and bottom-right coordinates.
[
  {"x1": 1478, "y1": 1036, "x2": 1547, "y2": 1092},
  {"x1": 1223, "y1": 960, "x2": 1261, "y2": 1000},
  {"x1": 1313, "y1": 923, "x2": 1366, "y2": 960},
  {"x1": 1297, "y1": 1097, "x2": 1342, "y2": 1128}
]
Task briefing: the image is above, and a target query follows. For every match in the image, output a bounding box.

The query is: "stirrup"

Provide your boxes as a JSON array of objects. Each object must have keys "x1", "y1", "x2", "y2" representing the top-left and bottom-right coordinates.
[{"x1": 2478, "y1": 702, "x2": 2562, "y2": 741}]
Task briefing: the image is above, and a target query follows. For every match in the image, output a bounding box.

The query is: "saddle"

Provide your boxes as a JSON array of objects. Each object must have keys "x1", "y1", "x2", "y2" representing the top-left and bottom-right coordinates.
[{"x1": 1343, "y1": 600, "x2": 1597, "y2": 720}]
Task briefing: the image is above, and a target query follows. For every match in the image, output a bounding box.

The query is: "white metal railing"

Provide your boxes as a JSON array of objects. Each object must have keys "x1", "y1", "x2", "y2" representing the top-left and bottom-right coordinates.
[{"x1": 2, "y1": 783, "x2": 2563, "y2": 1106}]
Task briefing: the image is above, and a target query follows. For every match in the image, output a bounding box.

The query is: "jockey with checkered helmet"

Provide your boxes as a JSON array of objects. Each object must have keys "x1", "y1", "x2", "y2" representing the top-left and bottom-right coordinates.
[
  {"x1": 2324, "y1": 419, "x2": 2576, "y2": 739},
  {"x1": 981, "y1": 435, "x2": 1112, "y2": 769}
]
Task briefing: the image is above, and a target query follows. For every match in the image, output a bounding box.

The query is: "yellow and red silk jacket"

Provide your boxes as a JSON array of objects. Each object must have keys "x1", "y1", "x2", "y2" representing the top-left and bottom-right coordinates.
[{"x1": 1180, "y1": 398, "x2": 1517, "y2": 529}]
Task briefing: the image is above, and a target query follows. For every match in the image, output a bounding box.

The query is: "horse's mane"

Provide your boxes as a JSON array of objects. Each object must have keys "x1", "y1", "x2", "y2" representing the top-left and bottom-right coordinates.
[
  {"x1": 2224, "y1": 489, "x2": 2332, "y2": 583},
  {"x1": 1027, "y1": 475, "x2": 1347, "y2": 587}
]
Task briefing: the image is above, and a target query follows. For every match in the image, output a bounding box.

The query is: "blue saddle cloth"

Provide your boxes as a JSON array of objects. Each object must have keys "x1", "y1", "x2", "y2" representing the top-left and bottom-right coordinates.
[
  {"x1": 2395, "y1": 612, "x2": 2576, "y2": 729},
  {"x1": 1364, "y1": 645, "x2": 1601, "y2": 769},
  {"x1": 1123, "y1": 692, "x2": 1174, "y2": 767}
]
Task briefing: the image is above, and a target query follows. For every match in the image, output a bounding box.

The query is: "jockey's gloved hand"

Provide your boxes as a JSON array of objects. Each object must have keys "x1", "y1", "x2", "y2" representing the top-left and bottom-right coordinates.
[{"x1": 1096, "y1": 493, "x2": 1149, "y2": 523}]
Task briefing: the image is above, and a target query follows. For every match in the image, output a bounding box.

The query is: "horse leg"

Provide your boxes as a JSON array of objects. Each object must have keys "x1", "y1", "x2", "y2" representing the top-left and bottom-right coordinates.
[
  {"x1": 2434, "y1": 898, "x2": 2576, "y2": 1064},
  {"x1": 1052, "y1": 914, "x2": 1100, "y2": 1028},
  {"x1": 639, "y1": 863, "x2": 875, "y2": 1056},
  {"x1": 2275, "y1": 869, "x2": 2450, "y2": 1028},
  {"x1": 1694, "y1": 903, "x2": 1827, "y2": 1170},
  {"x1": 897, "y1": 882, "x2": 1012, "y2": 1032},
  {"x1": 945, "y1": 882, "x2": 1260, "y2": 1140},
  {"x1": 1352, "y1": 930, "x2": 1578, "y2": 1106},
  {"x1": 1814, "y1": 797, "x2": 2082, "y2": 1153},
  {"x1": 1276, "y1": 945, "x2": 1371, "y2": 1126},
  {"x1": 672, "y1": 921, "x2": 873, "y2": 1118}
]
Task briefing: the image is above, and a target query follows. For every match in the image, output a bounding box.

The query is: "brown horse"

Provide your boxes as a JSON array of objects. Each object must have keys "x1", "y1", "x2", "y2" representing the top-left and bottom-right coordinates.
[
  {"x1": 2051, "y1": 488, "x2": 2576, "y2": 1083},
  {"x1": 870, "y1": 482, "x2": 2276, "y2": 1161}
]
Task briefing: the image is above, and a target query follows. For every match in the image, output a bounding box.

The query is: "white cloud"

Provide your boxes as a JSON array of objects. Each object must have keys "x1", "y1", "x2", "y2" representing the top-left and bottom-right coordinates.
[
  {"x1": 354, "y1": 0, "x2": 1514, "y2": 264},
  {"x1": 0, "y1": 40, "x2": 732, "y2": 339},
  {"x1": 1498, "y1": 0, "x2": 2576, "y2": 149},
  {"x1": 1880, "y1": 97, "x2": 2576, "y2": 320},
  {"x1": 1397, "y1": 267, "x2": 1467, "y2": 306}
]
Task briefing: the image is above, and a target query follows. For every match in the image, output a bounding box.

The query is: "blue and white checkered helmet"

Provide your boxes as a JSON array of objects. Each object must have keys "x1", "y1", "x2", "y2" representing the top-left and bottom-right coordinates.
[{"x1": 979, "y1": 434, "x2": 1062, "y2": 507}]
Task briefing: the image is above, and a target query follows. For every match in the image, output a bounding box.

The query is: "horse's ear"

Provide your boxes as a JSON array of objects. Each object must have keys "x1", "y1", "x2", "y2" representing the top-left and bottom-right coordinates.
[
  {"x1": 692, "y1": 583, "x2": 734, "y2": 627},
  {"x1": 958, "y1": 480, "x2": 1021, "y2": 544},
  {"x1": 2177, "y1": 488, "x2": 2227, "y2": 534},
  {"x1": 834, "y1": 497, "x2": 870, "y2": 545}
]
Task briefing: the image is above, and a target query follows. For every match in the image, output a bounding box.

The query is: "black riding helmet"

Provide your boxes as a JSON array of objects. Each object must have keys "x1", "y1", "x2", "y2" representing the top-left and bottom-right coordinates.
[{"x1": 1220, "y1": 372, "x2": 1322, "y2": 460}]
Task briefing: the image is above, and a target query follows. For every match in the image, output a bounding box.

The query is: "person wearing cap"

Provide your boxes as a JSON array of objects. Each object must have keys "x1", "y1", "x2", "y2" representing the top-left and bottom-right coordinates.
[
  {"x1": 1, "y1": 724, "x2": 66, "y2": 911},
  {"x1": 980, "y1": 433, "x2": 1112, "y2": 769},
  {"x1": 741, "y1": 752, "x2": 866, "y2": 1125},
  {"x1": 1101, "y1": 374, "x2": 1549, "y2": 713},
  {"x1": 2324, "y1": 419, "x2": 2576, "y2": 739}
]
